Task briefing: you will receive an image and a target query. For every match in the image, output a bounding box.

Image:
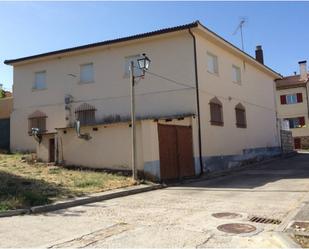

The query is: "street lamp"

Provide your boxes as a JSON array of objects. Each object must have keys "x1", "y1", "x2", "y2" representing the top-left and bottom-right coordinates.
[{"x1": 130, "y1": 53, "x2": 151, "y2": 181}]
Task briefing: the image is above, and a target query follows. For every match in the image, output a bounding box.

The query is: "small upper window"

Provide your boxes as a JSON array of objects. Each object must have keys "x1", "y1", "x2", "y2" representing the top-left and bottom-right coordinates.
[
  {"x1": 80, "y1": 63, "x2": 94, "y2": 83},
  {"x1": 124, "y1": 55, "x2": 143, "y2": 78},
  {"x1": 280, "y1": 93, "x2": 302, "y2": 105},
  {"x1": 34, "y1": 71, "x2": 46, "y2": 90},
  {"x1": 207, "y1": 52, "x2": 219, "y2": 75},
  {"x1": 232, "y1": 65, "x2": 241, "y2": 84}
]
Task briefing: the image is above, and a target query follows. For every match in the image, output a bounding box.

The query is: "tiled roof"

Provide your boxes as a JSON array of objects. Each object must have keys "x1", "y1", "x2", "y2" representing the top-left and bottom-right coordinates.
[
  {"x1": 4, "y1": 91, "x2": 12, "y2": 98},
  {"x1": 275, "y1": 74, "x2": 309, "y2": 89},
  {"x1": 4, "y1": 21, "x2": 199, "y2": 65}
]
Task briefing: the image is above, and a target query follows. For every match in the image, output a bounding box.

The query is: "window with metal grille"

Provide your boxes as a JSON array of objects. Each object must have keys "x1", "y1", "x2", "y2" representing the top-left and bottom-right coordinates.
[
  {"x1": 76, "y1": 110, "x2": 96, "y2": 125},
  {"x1": 235, "y1": 103, "x2": 247, "y2": 128},
  {"x1": 28, "y1": 117, "x2": 47, "y2": 134},
  {"x1": 75, "y1": 103, "x2": 96, "y2": 125},
  {"x1": 209, "y1": 97, "x2": 223, "y2": 126},
  {"x1": 285, "y1": 117, "x2": 305, "y2": 128}
]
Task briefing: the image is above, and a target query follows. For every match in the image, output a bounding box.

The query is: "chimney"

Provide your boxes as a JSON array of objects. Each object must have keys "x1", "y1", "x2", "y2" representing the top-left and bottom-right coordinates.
[
  {"x1": 299, "y1": 60, "x2": 308, "y2": 81},
  {"x1": 255, "y1": 45, "x2": 264, "y2": 64}
]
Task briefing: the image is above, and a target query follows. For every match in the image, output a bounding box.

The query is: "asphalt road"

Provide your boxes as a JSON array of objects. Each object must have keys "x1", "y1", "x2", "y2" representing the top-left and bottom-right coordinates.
[{"x1": 1, "y1": 153, "x2": 309, "y2": 248}]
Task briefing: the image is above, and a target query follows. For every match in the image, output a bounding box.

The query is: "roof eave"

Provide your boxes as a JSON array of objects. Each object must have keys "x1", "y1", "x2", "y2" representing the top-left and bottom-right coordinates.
[{"x1": 4, "y1": 21, "x2": 199, "y2": 66}]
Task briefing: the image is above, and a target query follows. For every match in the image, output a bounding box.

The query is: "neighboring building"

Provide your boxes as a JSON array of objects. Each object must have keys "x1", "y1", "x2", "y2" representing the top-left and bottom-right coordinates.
[
  {"x1": 275, "y1": 61, "x2": 309, "y2": 149},
  {"x1": 4, "y1": 21, "x2": 282, "y2": 180},
  {"x1": 0, "y1": 87, "x2": 13, "y2": 150}
]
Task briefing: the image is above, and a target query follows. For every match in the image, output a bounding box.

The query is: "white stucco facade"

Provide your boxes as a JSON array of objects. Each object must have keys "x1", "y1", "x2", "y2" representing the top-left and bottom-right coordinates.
[{"x1": 7, "y1": 21, "x2": 281, "y2": 179}]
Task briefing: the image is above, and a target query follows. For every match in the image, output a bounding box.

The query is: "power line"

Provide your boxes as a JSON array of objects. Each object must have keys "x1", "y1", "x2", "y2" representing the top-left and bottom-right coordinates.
[{"x1": 145, "y1": 69, "x2": 276, "y2": 112}]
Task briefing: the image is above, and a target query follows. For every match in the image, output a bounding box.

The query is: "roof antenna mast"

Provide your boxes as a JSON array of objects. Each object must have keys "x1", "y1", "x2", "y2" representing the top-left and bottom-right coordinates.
[{"x1": 233, "y1": 17, "x2": 247, "y2": 51}]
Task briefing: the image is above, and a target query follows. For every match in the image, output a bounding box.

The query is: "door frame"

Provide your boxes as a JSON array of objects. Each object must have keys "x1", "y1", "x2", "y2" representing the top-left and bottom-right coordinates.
[
  {"x1": 49, "y1": 138, "x2": 55, "y2": 163},
  {"x1": 158, "y1": 124, "x2": 195, "y2": 181}
]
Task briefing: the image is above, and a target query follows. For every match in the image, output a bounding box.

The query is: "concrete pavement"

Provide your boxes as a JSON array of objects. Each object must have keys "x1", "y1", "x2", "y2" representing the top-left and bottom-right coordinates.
[{"x1": 1, "y1": 153, "x2": 309, "y2": 248}]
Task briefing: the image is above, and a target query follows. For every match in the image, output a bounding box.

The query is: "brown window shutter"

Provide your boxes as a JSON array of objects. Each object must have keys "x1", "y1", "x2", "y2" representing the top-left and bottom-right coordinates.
[
  {"x1": 297, "y1": 93, "x2": 303, "y2": 103},
  {"x1": 280, "y1": 95, "x2": 287, "y2": 104},
  {"x1": 299, "y1": 117, "x2": 305, "y2": 126}
]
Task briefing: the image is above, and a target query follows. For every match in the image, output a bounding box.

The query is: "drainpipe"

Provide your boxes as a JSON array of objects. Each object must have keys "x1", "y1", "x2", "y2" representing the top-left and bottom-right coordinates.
[
  {"x1": 304, "y1": 83, "x2": 309, "y2": 118},
  {"x1": 188, "y1": 28, "x2": 203, "y2": 175}
]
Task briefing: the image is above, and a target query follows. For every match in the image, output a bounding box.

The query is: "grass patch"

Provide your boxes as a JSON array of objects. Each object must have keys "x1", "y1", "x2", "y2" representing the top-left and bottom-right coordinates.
[{"x1": 0, "y1": 154, "x2": 134, "y2": 211}]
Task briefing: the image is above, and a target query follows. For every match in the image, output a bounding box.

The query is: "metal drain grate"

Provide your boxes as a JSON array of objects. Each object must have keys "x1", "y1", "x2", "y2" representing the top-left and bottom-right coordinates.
[{"x1": 249, "y1": 216, "x2": 281, "y2": 225}]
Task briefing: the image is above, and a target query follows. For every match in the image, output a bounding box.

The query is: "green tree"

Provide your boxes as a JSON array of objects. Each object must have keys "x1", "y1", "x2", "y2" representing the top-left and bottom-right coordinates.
[{"x1": 0, "y1": 89, "x2": 5, "y2": 98}]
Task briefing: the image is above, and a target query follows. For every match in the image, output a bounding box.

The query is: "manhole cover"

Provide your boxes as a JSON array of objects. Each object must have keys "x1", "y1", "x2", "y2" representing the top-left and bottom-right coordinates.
[
  {"x1": 217, "y1": 223, "x2": 256, "y2": 234},
  {"x1": 212, "y1": 212, "x2": 242, "y2": 219}
]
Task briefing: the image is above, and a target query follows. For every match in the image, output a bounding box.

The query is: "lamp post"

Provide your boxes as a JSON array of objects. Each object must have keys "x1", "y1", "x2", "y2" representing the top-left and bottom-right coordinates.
[{"x1": 130, "y1": 53, "x2": 151, "y2": 181}]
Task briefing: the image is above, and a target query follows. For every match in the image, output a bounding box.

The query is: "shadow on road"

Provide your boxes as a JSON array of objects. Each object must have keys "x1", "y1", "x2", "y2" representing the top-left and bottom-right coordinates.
[{"x1": 177, "y1": 153, "x2": 309, "y2": 190}]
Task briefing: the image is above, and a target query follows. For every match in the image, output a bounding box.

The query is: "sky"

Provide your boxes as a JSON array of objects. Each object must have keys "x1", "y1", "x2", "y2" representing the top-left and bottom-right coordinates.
[{"x1": 1, "y1": 1, "x2": 308, "y2": 91}]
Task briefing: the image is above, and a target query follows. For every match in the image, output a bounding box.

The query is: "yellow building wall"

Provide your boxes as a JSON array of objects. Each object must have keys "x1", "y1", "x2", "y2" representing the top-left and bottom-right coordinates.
[
  {"x1": 194, "y1": 31, "x2": 280, "y2": 156},
  {"x1": 276, "y1": 87, "x2": 309, "y2": 137},
  {"x1": 10, "y1": 31, "x2": 196, "y2": 152}
]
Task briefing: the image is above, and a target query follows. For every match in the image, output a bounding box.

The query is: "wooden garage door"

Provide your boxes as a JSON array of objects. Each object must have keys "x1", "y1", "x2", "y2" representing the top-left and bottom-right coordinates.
[{"x1": 158, "y1": 124, "x2": 195, "y2": 181}]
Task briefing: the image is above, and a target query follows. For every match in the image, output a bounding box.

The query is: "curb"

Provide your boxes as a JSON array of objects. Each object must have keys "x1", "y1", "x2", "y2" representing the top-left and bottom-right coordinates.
[
  {"x1": 0, "y1": 208, "x2": 29, "y2": 217},
  {"x1": 0, "y1": 184, "x2": 163, "y2": 217},
  {"x1": 272, "y1": 232, "x2": 301, "y2": 248}
]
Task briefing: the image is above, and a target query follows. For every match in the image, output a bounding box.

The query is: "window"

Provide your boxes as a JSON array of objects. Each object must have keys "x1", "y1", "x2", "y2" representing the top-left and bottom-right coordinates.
[
  {"x1": 33, "y1": 71, "x2": 46, "y2": 90},
  {"x1": 232, "y1": 65, "x2": 241, "y2": 83},
  {"x1": 235, "y1": 103, "x2": 246, "y2": 128},
  {"x1": 28, "y1": 111, "x2": 47, "y2": 134},
  {"x1": 209, "y1": 97, "x2": 223, "y2": 126},
  {"x1": 280, "y1": 93, "x2": 303, "y2": 105},
  {"x1": 207, "y1": 52, "x2": 219, "y2": 75},
  {"x1": 284, "y1": 117, "x2": 305, "y2": 128},
  {"x1": 124, "y1": 55, "x2": 143, "y2": 77},
  {"x1": 80, "y1": 63, "x2": 94, "y2": 83},
  {"x1": 75, "y1": 103, "x2": 96, "y2": 125}
]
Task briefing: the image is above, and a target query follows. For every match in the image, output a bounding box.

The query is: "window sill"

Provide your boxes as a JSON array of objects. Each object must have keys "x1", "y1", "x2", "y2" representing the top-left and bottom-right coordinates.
[
  {"x1": 78, "y1": 80, "x2": 95, "y2": 85},
  {"x1": 233, "y1": 80, "x2": 242, "y2": 85},
  {"x1": 210, "y1": 120, "x2": 224, "y2": 126},
  {"x1": 32, "y1": 88, "x2": 47, "y2": 92},
  {"x1": 207, "y1": 70, "x2": 219, "y2": 77},
  {"x1": 236, "y1": 124, "x2": 247, "y2": 128}
]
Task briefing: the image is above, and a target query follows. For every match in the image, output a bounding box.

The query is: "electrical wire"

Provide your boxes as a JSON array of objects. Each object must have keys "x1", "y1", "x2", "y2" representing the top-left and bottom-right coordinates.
[{"x1": 145, "y1": 69, "x2": 276, "y2": 112}]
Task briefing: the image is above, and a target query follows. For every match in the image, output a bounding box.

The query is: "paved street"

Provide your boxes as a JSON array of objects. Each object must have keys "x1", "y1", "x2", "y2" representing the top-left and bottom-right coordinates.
[{"x1": 1, "y1": 153, "x2": 309, "y2": 248}]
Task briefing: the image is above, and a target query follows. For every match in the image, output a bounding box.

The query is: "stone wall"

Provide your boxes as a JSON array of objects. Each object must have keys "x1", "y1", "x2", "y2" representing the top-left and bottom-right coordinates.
[{"x1": 280, "y1": 130, "x2": 293, "y2": 153}]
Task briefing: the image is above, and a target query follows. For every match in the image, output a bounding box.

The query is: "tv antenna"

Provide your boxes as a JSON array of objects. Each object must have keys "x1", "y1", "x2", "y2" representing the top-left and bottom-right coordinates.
[{"x1": 233, "y1": 17, "x2": 247, "y2": 51}]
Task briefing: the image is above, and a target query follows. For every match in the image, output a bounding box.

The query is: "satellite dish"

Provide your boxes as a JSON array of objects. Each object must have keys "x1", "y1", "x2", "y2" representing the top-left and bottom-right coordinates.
[{"x1": 31, "y1": 128, "x2": 42, "y2": 143}]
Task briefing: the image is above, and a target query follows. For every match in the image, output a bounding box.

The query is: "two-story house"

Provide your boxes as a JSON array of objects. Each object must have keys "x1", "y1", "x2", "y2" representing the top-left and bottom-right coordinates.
[
  {"x1": 275, "y1": 61, "x2": 309, "y2": 149},
  {"x1": 5, "y1": 21, "x2": 282, "y2": 181}
]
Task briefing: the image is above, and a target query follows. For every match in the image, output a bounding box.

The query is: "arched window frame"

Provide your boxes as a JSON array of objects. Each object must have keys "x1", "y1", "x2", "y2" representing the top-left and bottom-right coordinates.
[
  {"x1": 209, "y1": 97, "x2": 223, "y2": 126},
  {"x1": 235, "y1": 103, "x2": 247, "y2": 128}
]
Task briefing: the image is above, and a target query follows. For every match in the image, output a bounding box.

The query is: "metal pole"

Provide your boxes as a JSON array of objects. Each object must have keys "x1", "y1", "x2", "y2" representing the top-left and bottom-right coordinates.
[
  {"x1": 130, "y1": 61, "x2": 137, "y2": 181},
  {"x1": 240, "y1": 25, "x2": 244, "y2": 51}
]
